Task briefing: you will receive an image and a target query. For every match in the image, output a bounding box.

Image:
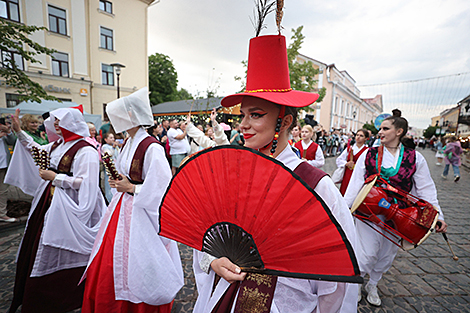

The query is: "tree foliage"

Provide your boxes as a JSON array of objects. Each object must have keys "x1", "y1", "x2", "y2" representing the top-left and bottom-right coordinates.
[
  {"x1": 423, "y1": 125, "x2": 439, "y2": 139},
  {"x1": 148, "y1": 53, "x2": 178, "y2": 104},
  {"x1": 174, "y1": 88, "x2": 193, "y2": 101},
  {"x1": 362, "y1": 120, "x2": 378, "y2": 135},
  {"x1": 0, "y1": 19, "x2": 58, "y2": 102},
  {"x1": 287, "y1": 26, "x2": 325, "y2": 102},
  {"x1": 148, "y1": 53, "x2": 194, "y2": 104}
]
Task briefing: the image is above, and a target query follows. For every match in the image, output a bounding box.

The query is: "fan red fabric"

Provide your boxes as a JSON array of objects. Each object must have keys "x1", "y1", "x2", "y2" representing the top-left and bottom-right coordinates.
[{"x1": 159, "y1": 146, "x2": 361, "y2": 283}]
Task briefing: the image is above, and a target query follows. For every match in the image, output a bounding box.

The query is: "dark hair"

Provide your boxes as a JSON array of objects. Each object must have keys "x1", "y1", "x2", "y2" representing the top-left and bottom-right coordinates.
[
  {"x1": 284, "y1": 106, "x2": 298, "y2": 131},
  {"x1": 356, "y1": 128, "x2": 370, "y2": 138},
  {"x1": 384, "y1": 109, "x2": 408, "y2": 140},
  {"x1": 101, "y1": 132, "x2": 114, "y2": 145}
]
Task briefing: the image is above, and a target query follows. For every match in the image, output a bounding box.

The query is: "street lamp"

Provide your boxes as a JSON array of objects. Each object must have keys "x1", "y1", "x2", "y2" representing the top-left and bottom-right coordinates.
[{"x1": 110, "y1": 63, "x2": 126, "y2": 98}]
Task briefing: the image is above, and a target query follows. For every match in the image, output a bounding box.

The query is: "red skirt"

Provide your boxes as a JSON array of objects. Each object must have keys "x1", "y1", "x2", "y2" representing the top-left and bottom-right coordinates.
[
  {"x1": 339, "y1": 167, "x2": 353, "y2": 196},
  {"x1": 82, "y1": 195, "x2": 172, "y2": 313}
]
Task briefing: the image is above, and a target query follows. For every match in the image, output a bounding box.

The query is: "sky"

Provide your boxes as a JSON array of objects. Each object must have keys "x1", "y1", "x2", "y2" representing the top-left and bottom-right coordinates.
[{"x1": 147, "y1": 0, "x2": 470, "y2": 128}]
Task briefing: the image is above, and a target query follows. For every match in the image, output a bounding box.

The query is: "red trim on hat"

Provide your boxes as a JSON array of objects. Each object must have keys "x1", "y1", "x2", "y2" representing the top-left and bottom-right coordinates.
[{"x1": 60, "y1": 127, "x2": 83, "y2": 143}]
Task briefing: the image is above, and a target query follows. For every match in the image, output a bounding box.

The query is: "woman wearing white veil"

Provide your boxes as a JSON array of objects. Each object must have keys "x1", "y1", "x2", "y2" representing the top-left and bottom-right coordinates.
[
  {"x1": 82, "y1": 87, "x2": 183, "y2": 313},
  {"x1": 7, "y1": 106, "x2": 106, "y2": 313}
]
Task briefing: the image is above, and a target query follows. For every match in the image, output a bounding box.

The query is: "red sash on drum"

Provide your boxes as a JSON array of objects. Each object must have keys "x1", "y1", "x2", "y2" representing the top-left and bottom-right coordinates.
[{"x1": 352, "y1": 146, "x2": 439, "y2": 250}]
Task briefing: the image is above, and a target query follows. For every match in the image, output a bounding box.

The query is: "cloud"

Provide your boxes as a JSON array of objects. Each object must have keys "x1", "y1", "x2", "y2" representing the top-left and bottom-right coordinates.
[{"x1": 148, "y1": 0, "x2": 470, "y2": 127}]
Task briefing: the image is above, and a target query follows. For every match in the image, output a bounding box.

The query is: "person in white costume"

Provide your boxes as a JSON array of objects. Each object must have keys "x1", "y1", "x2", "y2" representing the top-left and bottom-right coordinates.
[
  {"x1": 82, "y1": 87, "x2": 183, "y2": 313},
  {"x1": 184, "y1": 108, "x2": 229, "y2": 150},
  {"x1": 7, "y1": 106, "x2": 106, "y2": 313},
  {"x1": 344, "y1": 112, "x2": 447, "y2": 307},
  {"x1": 193, "y1": 33, "x2": 359, "y2": 313}
]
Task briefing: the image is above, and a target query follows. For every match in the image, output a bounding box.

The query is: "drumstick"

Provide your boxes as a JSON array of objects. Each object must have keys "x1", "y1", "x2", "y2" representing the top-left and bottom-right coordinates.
[{"x1": 437, "y1": 221, "x2": 459, "y2": 261}]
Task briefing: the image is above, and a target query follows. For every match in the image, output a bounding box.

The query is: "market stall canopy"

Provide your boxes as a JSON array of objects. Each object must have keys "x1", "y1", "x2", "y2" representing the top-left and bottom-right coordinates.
[
  {"x1": 151, "y1": 97, "x2": 240, "y2": 116},
  {"x1": 0, "y1": 100, "x2": 102, "y2": 128}
]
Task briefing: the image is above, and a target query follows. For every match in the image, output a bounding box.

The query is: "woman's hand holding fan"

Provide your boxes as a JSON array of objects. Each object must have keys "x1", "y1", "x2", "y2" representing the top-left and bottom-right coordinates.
[{"x1": 211, "y1": 257, "x2": 246, "y2": 284}]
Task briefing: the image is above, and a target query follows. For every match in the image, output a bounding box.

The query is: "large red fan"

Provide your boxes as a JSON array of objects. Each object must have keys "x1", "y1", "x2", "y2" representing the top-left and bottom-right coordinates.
[{"x1": 159, "y1": 146, "x2": 362, "y2": 283}]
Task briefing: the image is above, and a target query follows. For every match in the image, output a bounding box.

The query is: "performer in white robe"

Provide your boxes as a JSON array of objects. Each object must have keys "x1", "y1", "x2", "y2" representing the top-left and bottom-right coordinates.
[
  {"x1": 185, "y1": 108, "x2": 229, "y2": 150},
  {"x1": 7, "y1": 107, "x2": 106, "y2": 313},
  {"x1": 344, "y1": 113, "x2": 447, "y2": 307},
  {"x1": 193, "y1": 33, "x2": 359, "y2": 313},
  {"x1": 82, "y1": 87, "x2": 183, "y2": 313}
]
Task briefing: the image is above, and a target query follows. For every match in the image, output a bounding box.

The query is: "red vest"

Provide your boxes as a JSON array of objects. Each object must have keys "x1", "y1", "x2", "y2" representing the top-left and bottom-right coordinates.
[{"x1": 294, "y1": 141, "x2": 319, "y2": 160}]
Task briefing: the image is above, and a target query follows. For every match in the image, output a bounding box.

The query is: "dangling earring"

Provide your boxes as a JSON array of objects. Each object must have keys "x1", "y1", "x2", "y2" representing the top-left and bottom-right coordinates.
[
  {"x1": 270, "y1": 106, "x2": 285, "y2": 157},
  {"x1": 270, "y1": 117, "x2": 282, "y2": 157}
]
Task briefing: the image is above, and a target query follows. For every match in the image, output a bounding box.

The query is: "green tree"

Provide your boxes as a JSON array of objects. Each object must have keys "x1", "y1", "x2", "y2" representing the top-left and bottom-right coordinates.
[
  {"x1": 362, "y1": 120, "x2": 378, "y2": 135},
  {"x1": 423, "y1": 125, "x2": 439, "y2": 139},
  {"x1": 287, "y1": 26, "x2": 326, "y2": 106},
  {"x1": 174, "y1": 88, "x2": 193, "y2": 101},
  {"x1": 0, "y1": 19, "x2": 57, "y2": 102},
  {"x1": 148, "y1": 53, "x2": 178, "y2": 104},
  {"x1": 233, "y1": 26, "x2": 326, "y2": 107}
]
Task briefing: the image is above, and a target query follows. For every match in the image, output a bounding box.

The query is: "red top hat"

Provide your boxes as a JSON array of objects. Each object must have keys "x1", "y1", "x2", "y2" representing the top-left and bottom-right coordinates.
[{"x1": 221, "y1": 35, "x2": 319, "y2": 108}]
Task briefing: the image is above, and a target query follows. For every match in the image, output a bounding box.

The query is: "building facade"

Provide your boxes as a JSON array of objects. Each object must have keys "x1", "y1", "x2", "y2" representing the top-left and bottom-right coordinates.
[
  {"x1": 296, "y1": 54, "x2": 382, "y2": 132},
  {"x1": 0, "y1": 0, "x2": 154, "y2": 118}
]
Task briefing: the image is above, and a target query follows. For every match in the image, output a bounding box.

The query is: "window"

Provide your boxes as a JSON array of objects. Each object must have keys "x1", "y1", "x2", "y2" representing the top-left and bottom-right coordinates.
[
  {"x1": 0, "y1": 0, "x2": 20, "y2": 22},
  {"x1": 51, "y1": 52, "x2": 69, "y2": 77},
  {"x1": 58, "y1": 98, "x2": 72, "y2": 102},
  {"x1": 48, "y1": 5, "x2": 67, "y2": 35},
  {"x1": 100, "y1": 27, "x2": 113, "y2": 50},
  {"x1": 102, "y1": 64, "x2": 114, "y2": 85},
  {"x1": 1, "y1": 49, "x2": 23, "y2": 70},
  {"x1": 6, "y1": 93, "x2": 20, "y2": 107},
  {"x1": 99, "y1": 0, "x2": 112, "y2": 14}
]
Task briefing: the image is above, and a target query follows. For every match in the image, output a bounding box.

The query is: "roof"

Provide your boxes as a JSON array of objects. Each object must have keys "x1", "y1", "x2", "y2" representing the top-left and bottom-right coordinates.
[
  {"x1": 152, "y1": 97, "x2": 223, "y2": 116},
  {"x1": 439, "y1": 105, "x2": 459, "y2": 116},
  {"x1": 0, "y1": 100, "x2": 102, "y2": 127}
]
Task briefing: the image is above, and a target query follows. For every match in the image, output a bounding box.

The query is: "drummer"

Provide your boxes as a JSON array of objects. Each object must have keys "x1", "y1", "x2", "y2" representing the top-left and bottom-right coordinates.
[{"x1": 344, "y1": 109, "x2": 447, "y2": 307}]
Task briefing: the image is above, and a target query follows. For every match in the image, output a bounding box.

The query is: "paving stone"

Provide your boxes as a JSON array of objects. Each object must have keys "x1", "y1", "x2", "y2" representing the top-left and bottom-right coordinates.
[
  {"x1": 442, "y1": 273, "x2": 470, "y2": 293},
  {"x1": 394, "y1": 275, "x2": 440, "y2": 296},
  {"x1": 434, "y1": 296, "x2": 470, "y2": 313},
  {"x1": 421, "y1": 274, "x2": 466, "y2": 295},
  {"x1": 1, "y1": 149, "x2": 469, "y2": 313},
  {"x1": 404, "y1": 296, "x2": 451, "y2": 312},
  {"x1": 393, "y1": 258, "x2": 426, "y2": 274},
  {"x1": 412, "y1": 258, "x2": 450, "y2": 274},
  {"x1": 379, "y1": 275, "x2": 413, "y2": 297}
]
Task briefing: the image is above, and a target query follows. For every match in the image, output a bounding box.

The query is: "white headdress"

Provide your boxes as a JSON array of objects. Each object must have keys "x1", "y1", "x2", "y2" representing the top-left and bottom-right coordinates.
[
  {"x1": 44, "y1": 107, "x2": 90, "y2": 142},
  {"x1": 106, "y1": 87, "x2": 154, "y2": 133}
]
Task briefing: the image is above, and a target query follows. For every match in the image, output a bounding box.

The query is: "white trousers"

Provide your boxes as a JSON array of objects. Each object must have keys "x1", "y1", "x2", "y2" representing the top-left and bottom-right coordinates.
[{"x1": 355, "y1": 218, "x2": 399, "y2": 285}]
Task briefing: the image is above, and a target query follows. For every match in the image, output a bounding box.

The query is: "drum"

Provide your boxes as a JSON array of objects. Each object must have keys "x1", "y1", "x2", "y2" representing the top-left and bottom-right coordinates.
[{"x1": 351, "y1": 177, "x2": 439, "y2": 250}]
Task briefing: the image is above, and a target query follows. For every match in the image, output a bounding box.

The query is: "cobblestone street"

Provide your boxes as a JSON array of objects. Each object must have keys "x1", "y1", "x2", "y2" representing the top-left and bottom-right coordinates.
[{"x1": 0, "y1": 148, "x2": 469, "y2": 312}]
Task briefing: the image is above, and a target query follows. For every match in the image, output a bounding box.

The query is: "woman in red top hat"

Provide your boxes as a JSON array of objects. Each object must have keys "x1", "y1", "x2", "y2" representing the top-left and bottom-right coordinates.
[{"x1": 192, "y1": 5, "x2": 358, "y2": 312}]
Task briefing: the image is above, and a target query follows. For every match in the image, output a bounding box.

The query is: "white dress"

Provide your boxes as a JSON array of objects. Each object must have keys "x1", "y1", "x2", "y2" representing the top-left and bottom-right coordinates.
[
  {"x1": 7, "y1": 130, "x2": 107, "y2": 276},
  {"x1": 193, "y1": 144, "x2": 359, "y2": 313},
  {"x1": 84, "y1": 127, "x2": 184, "y2": 305}
]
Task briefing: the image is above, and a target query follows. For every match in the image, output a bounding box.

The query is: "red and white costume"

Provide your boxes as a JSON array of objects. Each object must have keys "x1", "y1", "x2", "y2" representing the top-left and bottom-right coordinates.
[
  {"x1": 294, "y1": 140, "x2": 324, "y2": 168},
  {"x1": 7, "y1": 108, "x2": 106, "y2": 313},
  {"x1": 336, "y1": 143, "x2": 368, "y2": 195},
  {"x1": 82, "y1": 88, "x2": 184, "y2": 312}
]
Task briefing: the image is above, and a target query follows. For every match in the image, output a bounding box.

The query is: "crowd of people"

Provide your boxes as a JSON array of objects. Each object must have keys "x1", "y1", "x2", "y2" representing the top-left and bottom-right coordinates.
[{"x1": 0, "y1": 31, "x2": 456, "y2": 313}]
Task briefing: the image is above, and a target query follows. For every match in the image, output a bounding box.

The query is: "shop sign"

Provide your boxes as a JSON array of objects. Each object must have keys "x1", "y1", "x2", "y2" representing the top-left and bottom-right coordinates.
[
  {"x1": 44, "y1": 84, "x2": 71, "y2": 94},
  {"x1": 80, "y1": 88, "x2": 88, "y2": 96}
]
